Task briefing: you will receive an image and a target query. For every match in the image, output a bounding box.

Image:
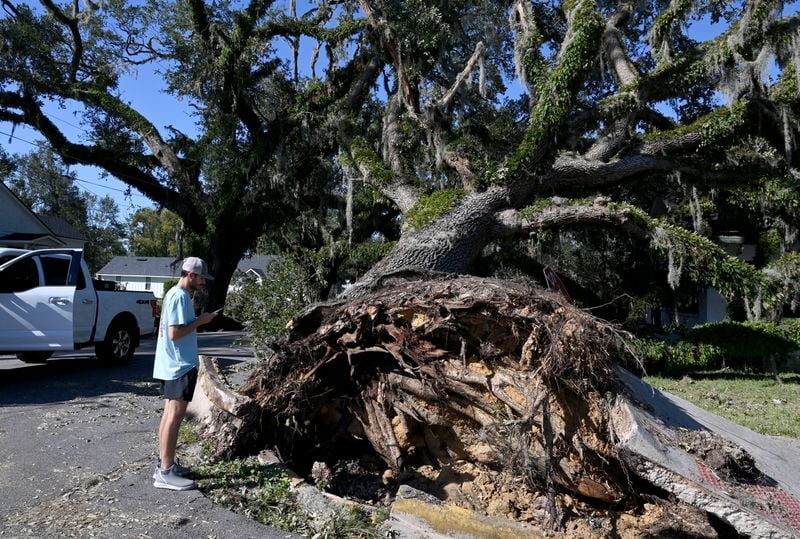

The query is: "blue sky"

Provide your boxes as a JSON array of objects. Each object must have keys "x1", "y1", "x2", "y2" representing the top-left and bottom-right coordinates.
[{"x1": 1, "y1": 0, "x2": 798, "y2": 220}]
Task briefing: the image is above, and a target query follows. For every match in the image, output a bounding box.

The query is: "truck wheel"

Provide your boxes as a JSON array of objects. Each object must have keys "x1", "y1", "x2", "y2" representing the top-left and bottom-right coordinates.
[
  {"x1": 96, "y1": 321, "x2": 137, "y2": 363},
  {"x1": 16, "y1": 352, "x2": 53, "y2": 363}
]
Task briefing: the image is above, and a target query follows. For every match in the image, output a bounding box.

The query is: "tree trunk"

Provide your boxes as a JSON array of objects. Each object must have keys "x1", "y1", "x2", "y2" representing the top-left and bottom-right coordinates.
[{"x1": 346, "y1": 187, "x2": 510, "y2": 297}]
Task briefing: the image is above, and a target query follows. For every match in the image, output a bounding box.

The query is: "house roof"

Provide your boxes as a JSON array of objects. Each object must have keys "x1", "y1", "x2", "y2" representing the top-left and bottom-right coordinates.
[
  {"x1": 96, "y1": 255, "x2": 278, "y2": 279},
  {"x1": 0, "y1": 182, "x2": 87, "y2": 247},
  {"x1": 0, "y1": 232, "x2": 59, "y2": 242},
  {"x1": 37, "y1": 215, "x2": 87, "y2": 241}
]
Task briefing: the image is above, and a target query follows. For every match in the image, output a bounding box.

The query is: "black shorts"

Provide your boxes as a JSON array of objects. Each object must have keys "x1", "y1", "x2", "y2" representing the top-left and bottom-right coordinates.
[{"x1": 159, "y1": 368, "x2": 198, "y2": 402}]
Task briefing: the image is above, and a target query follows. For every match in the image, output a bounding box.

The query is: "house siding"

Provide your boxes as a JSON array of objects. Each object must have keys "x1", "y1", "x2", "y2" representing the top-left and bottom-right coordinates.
[{"x1": 96, "y1": 255, "x2": 277, "y2": 299}]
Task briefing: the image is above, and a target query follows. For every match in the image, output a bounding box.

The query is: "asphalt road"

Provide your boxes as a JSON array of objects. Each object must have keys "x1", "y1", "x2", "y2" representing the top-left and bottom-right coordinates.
[{"x1": 0, "y1": 332, "x2": 298, "y2": 538}]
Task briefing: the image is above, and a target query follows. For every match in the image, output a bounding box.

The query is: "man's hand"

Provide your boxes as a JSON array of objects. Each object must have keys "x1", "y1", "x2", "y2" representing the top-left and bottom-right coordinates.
[{"x1": 198, "y1": 311, "x2": 217, "y2": 326}]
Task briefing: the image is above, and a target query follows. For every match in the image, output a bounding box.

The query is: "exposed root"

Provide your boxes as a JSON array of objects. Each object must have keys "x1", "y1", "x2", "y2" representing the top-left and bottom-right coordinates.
[{"x1": 235, "y1": 276, "x2": 631, "y2": 517}]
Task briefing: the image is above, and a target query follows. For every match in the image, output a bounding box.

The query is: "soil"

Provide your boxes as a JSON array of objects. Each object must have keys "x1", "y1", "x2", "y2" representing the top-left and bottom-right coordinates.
[{"x1": 320, "y1": 453, "x2": 726, "y2": 538}]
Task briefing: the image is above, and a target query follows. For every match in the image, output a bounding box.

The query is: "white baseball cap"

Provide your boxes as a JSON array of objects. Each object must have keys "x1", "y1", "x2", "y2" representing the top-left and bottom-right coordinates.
[{"x1": 181, "y1": 256, "x2": 214, "y2": 280}]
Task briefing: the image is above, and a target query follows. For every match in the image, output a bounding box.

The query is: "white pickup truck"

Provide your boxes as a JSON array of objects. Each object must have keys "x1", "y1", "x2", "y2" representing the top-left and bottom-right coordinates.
[{"x1": 0, "y1": 248, "x2": 157, "y2": 363}]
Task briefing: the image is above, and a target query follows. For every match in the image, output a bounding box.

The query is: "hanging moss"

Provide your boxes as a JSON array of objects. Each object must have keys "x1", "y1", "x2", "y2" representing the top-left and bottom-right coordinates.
[
  {"x1": 519, "y1": 197, "x2": 766, "y2": 303},
  {"x1": 350, "y1": 137, "x2": 395, "y2": 185},
  {"x1": 404, "y1": 188, "x2": 466, "y2": 230},
  {"x1": 611, "y1": 203, "x2": 767, "y2": 299}
]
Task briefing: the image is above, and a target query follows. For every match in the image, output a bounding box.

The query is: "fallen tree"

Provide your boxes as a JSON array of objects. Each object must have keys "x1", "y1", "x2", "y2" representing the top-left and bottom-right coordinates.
[{"x1": 200, "y1": 274, "x2": 800, "y2": 537}]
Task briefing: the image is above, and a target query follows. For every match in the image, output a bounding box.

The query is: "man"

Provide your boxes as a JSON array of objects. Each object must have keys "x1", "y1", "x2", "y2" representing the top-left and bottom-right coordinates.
[{"x1": 152, "y1": 257, "x2": 217, "y2": 490}]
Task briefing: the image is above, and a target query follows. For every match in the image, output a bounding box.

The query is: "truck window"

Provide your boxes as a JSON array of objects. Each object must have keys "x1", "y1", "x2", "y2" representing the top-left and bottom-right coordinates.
[
  {"x1": 0, "y1": 257, "x2": 38, "y2": 292},
  {"x1": 40, "y1": 255, "x2": 72, "y2": 286}
]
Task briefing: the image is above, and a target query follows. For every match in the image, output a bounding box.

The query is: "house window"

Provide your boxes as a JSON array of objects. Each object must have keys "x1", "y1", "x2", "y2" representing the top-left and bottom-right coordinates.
[
  {"x1": 116, "y1": 275, "x2": 122, "y2": 282},
  {"x1": 145, "y1": 276, "x2": 151, "y2": 290}
]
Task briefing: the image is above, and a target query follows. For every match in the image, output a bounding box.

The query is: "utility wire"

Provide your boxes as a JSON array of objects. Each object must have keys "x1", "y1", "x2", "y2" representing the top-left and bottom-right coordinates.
[{"x1": 0, "y1": 128, "x2": 153, "y2": 203}]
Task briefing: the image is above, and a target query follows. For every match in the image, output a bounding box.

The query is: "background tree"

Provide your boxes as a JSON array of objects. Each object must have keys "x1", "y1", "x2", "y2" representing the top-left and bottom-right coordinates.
[
  {"x1": 0, "y1": 0, "x2": 370, "y2": 307},
  {"x1": 86, "y1": 193, "x2": 127, "y2": 270},
  {"x1": 4, "y1": 142, "x2": 125, "y2": 270},
  {"x1": 127, "y1": 206, "x2": 193, "y2": 258},
  {"x1": 7, "y1": 142, "x2": 90, "y2": 234}
]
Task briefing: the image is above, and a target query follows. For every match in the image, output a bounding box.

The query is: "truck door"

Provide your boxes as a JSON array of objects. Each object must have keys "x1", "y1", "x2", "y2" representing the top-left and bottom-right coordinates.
[
  {"x1": 38, "y1": 252, "x2": 97, "y2": 344},
  {"x1": 70, "y1": 260, "x2": 97, "y2": 344},
  {"x1": 0, "y1": 250, "x2": 80, "y2": 352}
]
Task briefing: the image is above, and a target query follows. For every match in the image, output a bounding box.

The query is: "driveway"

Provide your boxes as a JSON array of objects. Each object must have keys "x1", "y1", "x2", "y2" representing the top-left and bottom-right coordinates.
[{"x1": 0, "y1": 332, "x2": 297, "y2": 538}]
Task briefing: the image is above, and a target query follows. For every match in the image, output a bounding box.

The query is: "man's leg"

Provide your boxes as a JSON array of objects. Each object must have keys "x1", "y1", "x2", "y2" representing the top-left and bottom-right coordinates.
[{"x1": 158, "y1": 398, "x2": 188, "y2": 470}]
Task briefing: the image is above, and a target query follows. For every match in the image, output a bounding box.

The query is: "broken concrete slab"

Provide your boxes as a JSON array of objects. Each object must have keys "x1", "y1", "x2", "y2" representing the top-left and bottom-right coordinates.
[{"x1": 613, "y1": 366, "x2": 800, "y2": 538}]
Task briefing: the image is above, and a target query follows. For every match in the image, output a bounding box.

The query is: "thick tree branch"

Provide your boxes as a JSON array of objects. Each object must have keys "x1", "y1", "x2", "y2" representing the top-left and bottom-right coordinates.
[
  {"x1": 357, "y1": 0, "x2": 418, "y2": 114},
  {"x1": 436, "y1": 42, "x2": 485, "y2": 111},
  {"x1": 581, "y1": 6, "x2": 640, "y2": 161},
  {"x1": 68, "y1": 82, "x2": 202, "y2": 198},
  {"x1": 347, "y1": 55, "x2": 382, "y2": 110},
  {"x1": 493, "y1": 200, "x2": 650, "y2": 239},
  {"x1": 1, "y1": 89, "x2": 205, "y2": 231},
  {"x1": 507, "y1": 0, "x2": 604, "y2": 180},
  {"x1": 555, "y1": 97, "x2": 772, "y2": 194},
  {"x1": 541, "y1": 153, "x2": 678, "y2": 192},
  {"x1": 602, "y1": 7, "x2": 637, "y2": 87},
  {"x1": 41, "y1": 0, "x2": 82, "y2": 83}
]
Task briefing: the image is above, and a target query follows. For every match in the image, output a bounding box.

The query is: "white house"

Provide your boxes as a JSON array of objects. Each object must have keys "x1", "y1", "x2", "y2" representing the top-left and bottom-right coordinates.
[
  {"x1": 0, "y1": 181, "x2": 87, "y2": 249},
  {"x1": 95, "y1": 255, "x2": 277, "y2": 298}
]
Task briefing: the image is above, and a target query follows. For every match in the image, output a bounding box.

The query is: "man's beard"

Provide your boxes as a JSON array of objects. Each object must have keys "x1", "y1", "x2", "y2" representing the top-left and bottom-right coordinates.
[{"x1": 187, "y1": 278, "x2": 202, "y2": 293}]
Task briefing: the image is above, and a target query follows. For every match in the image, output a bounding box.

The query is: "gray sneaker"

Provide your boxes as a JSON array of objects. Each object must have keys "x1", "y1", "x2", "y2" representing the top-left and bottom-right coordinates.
[
  {"x1": 153, "y1": 465, "x2": 196, "y2": 491},
  {"x1": 153, "y1": 458, "x2": 191, "y2": 479}
]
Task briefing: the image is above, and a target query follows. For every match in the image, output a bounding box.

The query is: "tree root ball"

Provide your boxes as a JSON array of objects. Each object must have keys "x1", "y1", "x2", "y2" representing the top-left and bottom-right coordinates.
[{"x1": 235, "y1": 276, "x2": 639, "y2": 504}]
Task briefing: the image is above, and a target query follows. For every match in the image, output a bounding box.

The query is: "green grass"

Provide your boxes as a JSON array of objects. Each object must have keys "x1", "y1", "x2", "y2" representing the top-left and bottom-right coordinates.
[
  {"x1": 194, "y1": 457, "x2": 313, "y2": 533},
  {"x1": 645, "y1": 372, "x2": 800, "y2": 437},
  {"x1": 178, "y1": 422, "x2": 200, "y2": 445}
]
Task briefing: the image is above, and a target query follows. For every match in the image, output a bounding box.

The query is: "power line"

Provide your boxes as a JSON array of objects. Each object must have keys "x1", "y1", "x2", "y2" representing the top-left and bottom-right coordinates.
[
  {"x1": 0, "y1": 129, "x2": 152, "y2": 203},
  {"x1": 0, "y1": 129, "x2": 38, "y2": 147},
  {"x1": 74, "y1": 177, "x2": 150, "y2": 201},
  {"x1": 43, "y1": 111, "x2": 83, "y2": 131}
]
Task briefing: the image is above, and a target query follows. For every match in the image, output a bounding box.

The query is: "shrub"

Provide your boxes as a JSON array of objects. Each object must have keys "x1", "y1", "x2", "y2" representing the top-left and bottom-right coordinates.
[
  {"x1": 226, "y1": 256, "x2": 315, "y2": 354},
  {"x1": 689, "y1": 321, "x2": 798, "y2": 371},
  {"x1": 628, "y1": 336, "x2": 722, "y2": 375},
  {"x1": 782, "y1": 318, "x2": 800, "y2": 345},
  {"x1": 630, "y1": 320, "x2": 800, "y2": 375}
]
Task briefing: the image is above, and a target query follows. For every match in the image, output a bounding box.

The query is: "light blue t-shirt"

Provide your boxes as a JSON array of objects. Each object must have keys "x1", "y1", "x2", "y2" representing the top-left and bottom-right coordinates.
[{"x1": 153, "y1": 286, "x2": 198, "y2": 380}]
